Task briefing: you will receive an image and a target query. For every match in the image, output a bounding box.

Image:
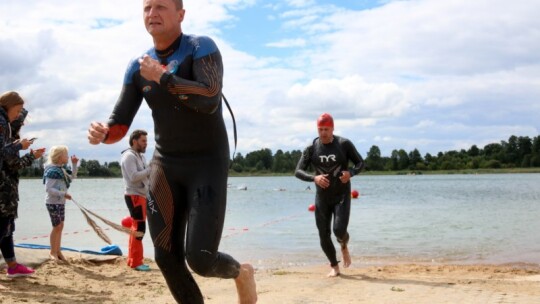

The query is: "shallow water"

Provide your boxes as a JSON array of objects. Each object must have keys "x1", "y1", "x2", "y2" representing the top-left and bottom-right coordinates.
[{"x1": 15, "y1": 174, "x2": 540, "y2": 268}]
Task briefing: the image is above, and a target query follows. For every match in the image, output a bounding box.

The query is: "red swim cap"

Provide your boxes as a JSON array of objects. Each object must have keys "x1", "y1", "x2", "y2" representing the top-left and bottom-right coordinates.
[{"x1": 317, "y1": 113, "x2": 334, "y2": 128}]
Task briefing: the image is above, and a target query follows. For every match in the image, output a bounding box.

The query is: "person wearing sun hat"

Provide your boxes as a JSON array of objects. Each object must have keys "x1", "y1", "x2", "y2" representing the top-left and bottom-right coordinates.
[{"x1": 295, "y1": 113, "x2": 365, "y2": 277}]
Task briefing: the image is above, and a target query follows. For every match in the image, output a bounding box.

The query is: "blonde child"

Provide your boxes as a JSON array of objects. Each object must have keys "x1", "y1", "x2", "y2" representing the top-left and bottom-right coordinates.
[{"x1": 43, "y1": 146, "x2": 78, "y2": 262}]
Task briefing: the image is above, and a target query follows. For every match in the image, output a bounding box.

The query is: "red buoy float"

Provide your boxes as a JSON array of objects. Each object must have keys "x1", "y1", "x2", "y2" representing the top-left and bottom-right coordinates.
[
  {"x1": 121, "y1": 216, "x2": 133, "y2": 228},
  {"x1": 351, "y1": 189, "x2": 359, "y2": 199},
  {"x1": 308, "y1": 204, "x2": 316, "y2": 212}
]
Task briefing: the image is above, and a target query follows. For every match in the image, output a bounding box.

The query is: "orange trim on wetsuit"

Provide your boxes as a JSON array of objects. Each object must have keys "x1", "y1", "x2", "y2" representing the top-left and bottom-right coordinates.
[{"x1": 103, "y1": 124, "x2": 129, "y2": 144}]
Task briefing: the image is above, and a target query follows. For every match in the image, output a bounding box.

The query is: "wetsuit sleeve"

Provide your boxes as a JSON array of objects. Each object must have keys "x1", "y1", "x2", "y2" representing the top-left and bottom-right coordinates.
[
  {"x1": 343, "y1": 140, "x2": 365, "y2": 176},
  {"x1": 0, "y1": 120, "x2": 23, "y2": 163},
  {"x1": 295, "y1": 146, "x2": 315, "y2": 182},
  {"x1": 159, "y1": 36, "x2": 223, "y2": 114},
  {"x1": 104, "y1": 59, "x2": 144, "y2": 144}
]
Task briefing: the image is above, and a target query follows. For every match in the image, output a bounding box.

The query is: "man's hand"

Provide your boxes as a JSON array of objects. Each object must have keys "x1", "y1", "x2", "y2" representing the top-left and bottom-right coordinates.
[
  {"x1": 339, "y1": 171, "x2": 351, "y2": 183},
  {"x1": 88, "y1": 122, "x2": 109, "y2": 145},
  {"x1": 314, "y1": 174, "x2": 330, "y2": 189},
  {"x1": 138, "y1": 54, "x2": 165, "y2": 83}
]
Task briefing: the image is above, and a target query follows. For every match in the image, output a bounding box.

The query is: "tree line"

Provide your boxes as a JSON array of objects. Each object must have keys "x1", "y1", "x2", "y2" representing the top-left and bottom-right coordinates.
[
  {"x1": 19, "y1": 159, "x2": 121, "y2": 178},
  {"x1": 19, "y1": 134, "x2": 540, "y2": 178}
]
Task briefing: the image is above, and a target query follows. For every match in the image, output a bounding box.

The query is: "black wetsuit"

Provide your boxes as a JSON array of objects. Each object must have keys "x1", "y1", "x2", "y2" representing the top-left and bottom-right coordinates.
[
  {"x1": 104, "y1": 34, "x2": 238, "y2": 304},
  {"x1": 295, "y1": 136, "x2": 365, "y2": 266}
]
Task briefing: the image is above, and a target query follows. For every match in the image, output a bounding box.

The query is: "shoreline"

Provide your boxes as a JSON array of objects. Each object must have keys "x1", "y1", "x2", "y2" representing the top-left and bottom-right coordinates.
[
  {"x1": 18, "y1": 168, "x2": 540, "y2": 179},
  {"x1": 2, "y1": 248, "x2": 540, "y2": 303}
]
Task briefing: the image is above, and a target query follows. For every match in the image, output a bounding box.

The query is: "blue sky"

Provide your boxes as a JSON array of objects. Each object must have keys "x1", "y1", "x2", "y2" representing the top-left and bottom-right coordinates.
[{"x1": 1, "y1": 0, "x2": 539, "y2": 163}]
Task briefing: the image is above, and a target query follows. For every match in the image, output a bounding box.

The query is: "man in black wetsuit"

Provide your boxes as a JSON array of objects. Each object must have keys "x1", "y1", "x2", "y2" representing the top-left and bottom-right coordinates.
[
  {"x1": 87, "y1": 0, "x2": 257, "y2": 303},
  {"x1": 295, "y1": 113, "x2": 365, "y2": 277}
]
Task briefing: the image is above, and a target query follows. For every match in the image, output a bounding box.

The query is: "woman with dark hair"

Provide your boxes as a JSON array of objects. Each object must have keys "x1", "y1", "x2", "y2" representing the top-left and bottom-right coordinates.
[{"x1": 0, "y1": 91, "x2": 40, "y2": 279}]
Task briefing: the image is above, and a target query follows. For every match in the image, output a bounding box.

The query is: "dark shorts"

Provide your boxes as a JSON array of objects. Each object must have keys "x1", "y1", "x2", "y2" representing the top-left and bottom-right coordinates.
[{"x1": 46, "y1": 204, "x2": 65, "y2": 227}]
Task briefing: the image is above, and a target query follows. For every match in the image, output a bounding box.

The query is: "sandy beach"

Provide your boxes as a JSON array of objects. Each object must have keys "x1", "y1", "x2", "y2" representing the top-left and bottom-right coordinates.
[{"x1": 2, "y1": 248, "x2": 540, "y2": 303}]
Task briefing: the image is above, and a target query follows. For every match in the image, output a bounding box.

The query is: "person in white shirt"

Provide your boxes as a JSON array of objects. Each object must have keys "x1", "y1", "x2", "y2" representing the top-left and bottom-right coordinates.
[{"x1": 120, "y1": 129, "x2": 151, "y2": 271}]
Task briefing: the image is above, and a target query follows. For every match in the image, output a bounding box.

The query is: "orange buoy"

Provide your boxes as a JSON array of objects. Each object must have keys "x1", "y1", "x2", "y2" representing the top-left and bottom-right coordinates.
[
  {"x1": 351, "y1": 190, "x2": 359, "y2": 199},
  {"x1": 121, "y1": 216, "x2": 133, "y2": 228},
  {"x1": 308, "y1": 204, "x2": 316, "y2": 212}
]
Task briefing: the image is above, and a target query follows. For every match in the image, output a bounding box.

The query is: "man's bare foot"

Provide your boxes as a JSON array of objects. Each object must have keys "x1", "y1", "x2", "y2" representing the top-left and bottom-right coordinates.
[
  {"x1": 234, "y1": 263, "x2": 257, "y2": 304},
  {"x1": 327, "y1": 265, "x2": 340, "y2": 277},
  {"x1": 342, "y1": 246, "x2": 351, "y2": 268}
]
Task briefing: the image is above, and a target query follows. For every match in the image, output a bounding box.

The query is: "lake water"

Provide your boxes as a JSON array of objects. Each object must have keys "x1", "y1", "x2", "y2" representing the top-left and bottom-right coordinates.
[{"x1": 14, "y1": 174, "x2": 540, "y2": 269}]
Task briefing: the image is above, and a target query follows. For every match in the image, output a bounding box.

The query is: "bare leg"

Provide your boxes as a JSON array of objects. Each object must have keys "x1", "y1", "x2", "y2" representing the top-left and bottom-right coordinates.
[
  {"x1": 327, "y1": 265, "x2": 340, "y2": 277},
  {"x1": 57, "y1": 223, "x2": 65, "y2": 261},
  {"x1": 234, "y1": 263, "x2": 257, "y2": 304},
  {"x1": 341, "y1": 245, "x2": 351, "y2": 268},
  {"x1": 49, "y1": 223, "x2": 64, "y2": 261},
  {"x1": 49, "y1": 228, "x2": 60, "y2": 260}
]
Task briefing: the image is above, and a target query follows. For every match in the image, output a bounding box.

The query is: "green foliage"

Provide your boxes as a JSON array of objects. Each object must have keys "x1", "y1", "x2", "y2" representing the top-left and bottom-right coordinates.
[
  {"x1": 363, "y1": 134, "x2": 540, "y2": 173},
  {"x1": 366, "y1": 145, "x2": 383, "y2": 171}
]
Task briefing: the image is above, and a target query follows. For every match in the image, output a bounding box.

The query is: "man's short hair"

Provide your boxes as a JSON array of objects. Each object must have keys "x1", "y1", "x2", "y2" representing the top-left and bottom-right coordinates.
[
  {"x1": 173, "y1": 0, "x2": 183, "y2": 9},
  {"x1": 129, "y1": 129, "x2": 148, "y2": 147}
]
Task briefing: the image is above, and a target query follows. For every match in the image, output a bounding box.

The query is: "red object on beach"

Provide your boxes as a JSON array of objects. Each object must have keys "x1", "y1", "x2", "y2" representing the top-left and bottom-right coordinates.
[
  {"x1": 308, "y1": 204, "x2": 316, "y2": 212},
  {"x1": 351, "y1": 190, "x2": 359, "y2": 199},
  {"x1": 121, "y1": 216, "x2": 133, "y2": 228}
]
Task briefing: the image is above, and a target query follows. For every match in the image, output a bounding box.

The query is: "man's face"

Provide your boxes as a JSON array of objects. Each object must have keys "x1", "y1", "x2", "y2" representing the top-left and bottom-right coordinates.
[
  {"x1": 134, "y1": 135, "x2": 148, "y2": 153},
  {"x1": 318, "y1": 126, "x2": 334, "y2": 144},
  {"x1": 143, "y1": 0, "x2": 185, "y2": 36}
]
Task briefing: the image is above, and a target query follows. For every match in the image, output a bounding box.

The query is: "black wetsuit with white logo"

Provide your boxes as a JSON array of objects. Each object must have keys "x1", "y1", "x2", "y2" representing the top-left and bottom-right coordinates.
[
  {"x1": 295, "y1": 135, "x2": 365, "y2": 266},
  {"x1": 104, "y1": 34, "x2": 238, "y2": 304}
]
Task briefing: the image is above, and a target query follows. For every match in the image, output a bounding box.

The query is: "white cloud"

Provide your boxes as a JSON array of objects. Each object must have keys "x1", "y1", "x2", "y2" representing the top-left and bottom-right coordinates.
[
  {"x1": 266, "y1": 38, "x2": 306, "y2": 48},
  {"x1": 283, "y1": 75, "x2": 409, "y2": 121},
  {"x1": 1, "y1": 0, "x2": 539, "y2": 162},
  {"x1": 308, "y1": 0, "x2": 540, "y2": 78}
]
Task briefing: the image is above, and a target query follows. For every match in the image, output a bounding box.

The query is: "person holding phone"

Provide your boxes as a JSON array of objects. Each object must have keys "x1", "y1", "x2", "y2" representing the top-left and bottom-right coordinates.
[{"x1": 1, "y1": 92, "x2": 42, "y2": 279}]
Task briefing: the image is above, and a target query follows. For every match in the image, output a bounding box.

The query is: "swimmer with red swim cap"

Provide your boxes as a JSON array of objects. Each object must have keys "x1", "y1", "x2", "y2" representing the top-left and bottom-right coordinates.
[
  {"x1": 317, "y1": 113, "x2": 334, "y2": 128},
  {"x1": 295, "y1": 113, "x2": 365, "y2": 277},
  {"x1": 317, "y1": 113, "x2": 334, "y2": 144}
]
